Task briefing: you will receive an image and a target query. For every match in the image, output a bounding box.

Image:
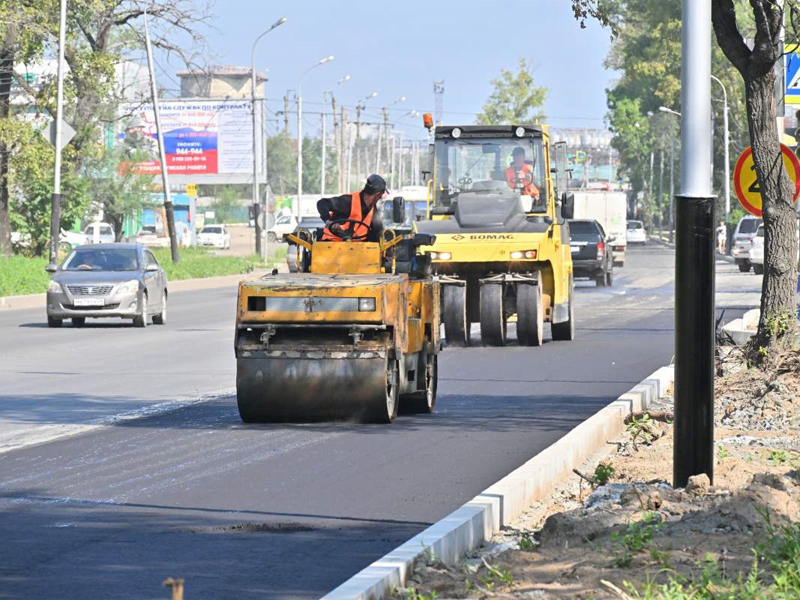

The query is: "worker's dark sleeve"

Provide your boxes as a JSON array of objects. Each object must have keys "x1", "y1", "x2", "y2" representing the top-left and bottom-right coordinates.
[{"x1": 317, "y1": 195, "x2": 351, "y2": 222}]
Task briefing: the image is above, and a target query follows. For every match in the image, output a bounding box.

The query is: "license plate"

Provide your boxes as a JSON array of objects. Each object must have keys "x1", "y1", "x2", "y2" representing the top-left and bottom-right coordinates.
[
  {"x1": 74, "y1": 298, "x2": 104, "y2": 307},
  {"x1": 570, "y1": 245, "x2": 582, "y2": 252}
]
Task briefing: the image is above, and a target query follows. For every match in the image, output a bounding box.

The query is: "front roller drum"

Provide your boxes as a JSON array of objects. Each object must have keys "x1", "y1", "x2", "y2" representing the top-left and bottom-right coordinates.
[{"x1": 237, "y1": 354, "x2": 399, "y2": 423}]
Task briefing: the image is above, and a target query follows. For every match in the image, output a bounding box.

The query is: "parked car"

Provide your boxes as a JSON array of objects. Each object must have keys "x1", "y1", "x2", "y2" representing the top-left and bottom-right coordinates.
[
  {"x1": 732, "y1": 216, "x2": 762, "y2": 272},
  {"x1": 267, "y1": 213, "x2": 298, "y2": 244},
  {"x1": 749, "y1": 224, "x2": 765, "y2": 275},
  {"x1": 60, "y1": 228, "x2": 87, "y2": 249},
  {"x1": 286, "y1": 217, "x2": 325, "y2": 272},
  {"x1": 626, "y1": 220, "x2": 647, "y2": 244},
  {"x1": 197, "y1": 224, "x2": 231, "y2": 249},
  {"x1": 568, "y1": 219, "x2": 615, "y2": 287},
  {"x1": 45, "y1": 243, "x2": 168, "y2": 328},
  {"x1": 83, "y1": 222, "x2": 115, "y2": 244},
  {"x1": 135, "y1": 225, "x2": 170, "y2": 248}
]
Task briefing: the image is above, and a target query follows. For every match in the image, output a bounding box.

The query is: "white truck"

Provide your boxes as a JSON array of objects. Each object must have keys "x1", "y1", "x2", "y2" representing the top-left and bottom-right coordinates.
[{"x1": 572, "y1": 191, "x2": 628, "y2": 267}]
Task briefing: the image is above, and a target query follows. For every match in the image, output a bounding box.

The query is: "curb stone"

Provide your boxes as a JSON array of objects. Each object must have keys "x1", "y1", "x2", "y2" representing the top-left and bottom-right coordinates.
[{"x1": 321, "y1": 365, "x2": 675, "y2": 600}]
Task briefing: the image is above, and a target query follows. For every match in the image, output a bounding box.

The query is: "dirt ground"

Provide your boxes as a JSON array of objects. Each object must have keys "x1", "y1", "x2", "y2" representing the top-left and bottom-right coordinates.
[{"x1": 392, "y1": 347, "x2": 800, "y2": 599}]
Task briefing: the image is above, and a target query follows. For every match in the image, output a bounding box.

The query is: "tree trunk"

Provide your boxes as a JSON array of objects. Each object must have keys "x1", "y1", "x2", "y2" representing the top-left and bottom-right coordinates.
[
  {"x1": 744, "y1": 73, "x2": 799, "y2": 343},
  {"x1": 0, "y1": 25, "x2": 16, "y2": 257}
]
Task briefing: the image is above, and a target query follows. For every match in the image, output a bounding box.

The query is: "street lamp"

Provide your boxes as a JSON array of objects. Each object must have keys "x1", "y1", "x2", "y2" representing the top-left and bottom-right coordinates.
[
  {"x1": 322, "y1": 74, "x2": 351, "y2": 195},
  {"x1": 251, "y1": 16, "x2": 287, "y2": 259},
  {"x1": 659, "y1": 106, "x2": 681, "y2": 242},
  {"x1": 711, "y1": 75, "x2": 730, "y2": 221},
  {"x1": 297, "y1": 55, "x2": 334, "y2": 217}
]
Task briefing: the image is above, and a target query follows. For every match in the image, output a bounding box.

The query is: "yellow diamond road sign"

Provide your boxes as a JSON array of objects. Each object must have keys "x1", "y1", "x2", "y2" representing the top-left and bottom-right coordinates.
[{"x1": 733, "y1": 144, "x2": 800, "y2": 217}]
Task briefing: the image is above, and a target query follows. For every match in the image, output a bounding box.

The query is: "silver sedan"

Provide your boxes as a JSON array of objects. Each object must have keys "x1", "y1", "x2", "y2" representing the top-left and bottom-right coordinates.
[{"x1": 45, "y1": 243, "x2": 168, "y2": 328}]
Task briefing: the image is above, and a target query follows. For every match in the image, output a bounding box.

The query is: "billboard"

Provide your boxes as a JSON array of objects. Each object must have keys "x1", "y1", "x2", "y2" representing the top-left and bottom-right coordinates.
[{"x1": 118, "y1": 100, "x2": 258, "y2": 176}]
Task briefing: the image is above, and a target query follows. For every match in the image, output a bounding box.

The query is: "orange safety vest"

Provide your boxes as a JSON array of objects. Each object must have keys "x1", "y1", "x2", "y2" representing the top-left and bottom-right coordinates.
[
  {"x1": 321, "y1": 192, "x2": 375, "y2": 241},
  {"x1": 505, "y1": 164, "x2": 540, "y2": 199}
]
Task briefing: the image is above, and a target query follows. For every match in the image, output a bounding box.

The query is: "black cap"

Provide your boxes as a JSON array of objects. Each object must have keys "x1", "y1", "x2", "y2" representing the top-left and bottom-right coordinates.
[{"x1": 364, "y1": 174, "x2": 388, "y2": 195}]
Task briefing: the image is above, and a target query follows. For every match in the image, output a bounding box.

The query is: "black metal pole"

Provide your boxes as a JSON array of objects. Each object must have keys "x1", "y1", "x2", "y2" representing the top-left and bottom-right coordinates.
[
  {"x1": 48, "y1": 192, "x2": 61, "y2": 265},
  {"x1": 164, "y1": 201, "x2": 179, "y2": 264},
  {"x1": 673, "y1": 194, "x2": 716, "y2": 486}
]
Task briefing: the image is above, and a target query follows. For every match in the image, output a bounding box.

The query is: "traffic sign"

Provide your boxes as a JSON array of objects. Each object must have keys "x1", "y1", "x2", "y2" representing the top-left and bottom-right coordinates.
[
  {"x1": 48, "y1": 118, "x2": 76, "y2": 151},
  {"x1": 186, "y1": 183, "x2": 197, "y2": 197},
  {"x1": 787, "y1": 44, "x2": 800, "y2": 105},
  {"x1": 733, "y1": 144, "x2": 800, "y2": 217}
]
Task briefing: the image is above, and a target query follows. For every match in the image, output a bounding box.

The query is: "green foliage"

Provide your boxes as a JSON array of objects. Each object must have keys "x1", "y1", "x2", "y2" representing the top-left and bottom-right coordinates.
[
  {"x1": 476, "y1": 58, "x2": 547, "y2": 125},
  {"x1": 150, "y1": 247, "x2": 261, "y2": 281},
  {"x1": 768, "y1": 450, "x2": 788, "y2": 465},
  {"x1": 211, "y1": 187, "x2": 243, "y2": 224},
  {"x1": 302, "y1": 136, "x2": 339, "y2": 195},
  {"x1": 612, "y1": 512, "x2": 662, "y2": 568},
  {"x1": 0, "y1": 255, "x2": 49, "y2": 296},
  {"x1": 479, "y1": 560, "x2": 514, "y2": 589},
  {"x1": 267, "y1": 131, "x2": 297, "y2": 195},
  {"x1": 518, "y1": 532, "x2": 536, "y2": 551},
  {"x1": 717, "y1": 446, "x2": 732, "y2": 461},
  {"x1": 594, "y1": 462, "x2": 616, "y2": 486},
  {"x1": 626, "y1": 413, "x2": 655, "y2": 449},
  {"x1": 401, "y1": 589, "x2": 438, "y2": 600}
]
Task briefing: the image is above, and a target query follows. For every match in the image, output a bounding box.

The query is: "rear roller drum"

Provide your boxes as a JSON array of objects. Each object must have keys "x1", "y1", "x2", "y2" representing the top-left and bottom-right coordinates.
[
  {"x1": 480, "y1": 283, "x2": 506, "y2": 346},
  {"x1": 517, "y1": 282, "x2": 543, "y2": 346},
  {"x1": 443, "y1": 285, "x2": 470, "y2": 347},
  {"x1": 401, "y1": 351, "x2": 438, "y2": 414},
  {"x1": 362, "y1": 357, "x2": 399, "y2": 423},
  {"x1": 551, "y1": 276, "x2": 575, "y2": 341}
]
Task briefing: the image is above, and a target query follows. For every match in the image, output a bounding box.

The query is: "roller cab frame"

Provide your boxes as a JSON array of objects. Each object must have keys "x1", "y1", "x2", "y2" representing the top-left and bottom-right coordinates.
[
  {"x1": 235, "y1": 223, "x2": 440, "y2": 423},
  {"x1": 416, "y1": 124, "x2": 576, "y2": 347}
]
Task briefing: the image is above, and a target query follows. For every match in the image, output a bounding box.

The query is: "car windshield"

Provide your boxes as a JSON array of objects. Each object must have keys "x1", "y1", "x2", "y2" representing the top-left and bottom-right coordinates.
[
  {"x1": 298, "y1": 219, "x2": 324, "y2": 229},
  {"x1": 201, "y1": 226, "x2": 222, "y2": 234},
  {"x1": 628, "y1": 221, "x2": 643, "y2": 230},
  {"x1": 738, "y1": 219, "x2": 761, "y2": 234},
  {"x1": 569, "y1": 221, "x2": 597, "y2": 235},
  {"x1": 62, "y1": 247, "x2": 139, "y2": 271},
  {"x1": 140, "y1": 226, "x2": 156, "y2": 234},
  {"x1": 435, "y1": 136, "x2": 547, "y2": 207}
]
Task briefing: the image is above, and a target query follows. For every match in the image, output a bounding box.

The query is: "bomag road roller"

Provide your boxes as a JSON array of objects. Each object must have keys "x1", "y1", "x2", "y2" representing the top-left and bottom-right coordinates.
[
  {"x1": 415, "y1": 124, "x2": 576, "y2": 347},
  {"x1": 234, "y1": 206, "x2": 440, "y2": 424}
]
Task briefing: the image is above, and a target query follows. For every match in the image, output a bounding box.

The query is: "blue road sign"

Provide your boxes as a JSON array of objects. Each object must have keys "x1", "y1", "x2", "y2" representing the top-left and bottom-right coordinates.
[{"x1": 786, "y1": 44, "x2": 800, "y2": 105}]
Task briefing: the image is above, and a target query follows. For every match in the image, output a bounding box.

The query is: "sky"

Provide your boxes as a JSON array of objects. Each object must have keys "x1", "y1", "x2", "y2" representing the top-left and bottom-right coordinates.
[{"x1": 160, "y1": 0, "x2": 617, "y2": 141}]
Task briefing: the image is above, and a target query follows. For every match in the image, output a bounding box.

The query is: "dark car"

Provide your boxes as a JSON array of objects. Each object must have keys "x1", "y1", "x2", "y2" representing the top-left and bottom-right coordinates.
[
  {"x1": 286, "y1": 217, "x2": 326, "y2": 272},
  {"x1": 568, "y1": 219, "x2": 614, "y2": 287},
  {"x1": 45, "y1": 243, "x2": 168, "y2": 328}
]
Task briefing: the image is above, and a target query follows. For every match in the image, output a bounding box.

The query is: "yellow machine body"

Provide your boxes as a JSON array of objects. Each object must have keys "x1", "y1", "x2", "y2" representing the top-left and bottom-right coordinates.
[
  {"x1": 415, "y1": 124, "x2": 576, "y2": 346},
  {"x1": 235, "y1": 234, "x2": 440, "y2": 423}
]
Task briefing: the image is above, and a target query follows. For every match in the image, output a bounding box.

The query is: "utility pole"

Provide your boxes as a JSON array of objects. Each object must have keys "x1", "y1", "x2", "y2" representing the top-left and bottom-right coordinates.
[
  {"x1": 711, "y1": 75, "x2": 730, "y2": 221},
  {"x1": 331, "y1": 96, "x2": 338, "y2": 191},
  {"x1": 375, "y1": 119, "x2": 382, "y2": 173},
  {"x1": 320, "y1": 109, "x2": 327, "y2": 195},
  {"x1": 340, "y1": 107, "x2": 347, "y2": 192},
  {"x1": 144, "y1": 9, "x2": 178, "y2": 263},
  {"x1": 48, "y1": 0, "x2": 67, "y2": 266},
  {"x1": 658, "y1": 149, "x2": 664, "y2": 229},
  {"x1": 346, "y1": 122, "x2": 355, "y2": 191},
  {"x1": 674, "y1": 0, "x2": 715, "y2": 488},
  {"x1": 670, "y1": 131, "x2": 675, "y2": 241}
]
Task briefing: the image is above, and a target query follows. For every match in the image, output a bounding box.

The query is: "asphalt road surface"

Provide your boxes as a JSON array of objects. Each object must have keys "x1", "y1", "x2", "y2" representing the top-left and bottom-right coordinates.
[{"x1": 0, "y1": 243, "x2": 749, "y2": 600}]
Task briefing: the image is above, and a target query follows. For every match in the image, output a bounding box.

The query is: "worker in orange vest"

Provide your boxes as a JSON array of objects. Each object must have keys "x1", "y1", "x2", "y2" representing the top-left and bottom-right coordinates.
[
  {"x1": 318, "y1": 174, "x2": 387, "y2": 242},
  {"x1": 505, "y1": 147, "x2": 540, "y2": 201}
]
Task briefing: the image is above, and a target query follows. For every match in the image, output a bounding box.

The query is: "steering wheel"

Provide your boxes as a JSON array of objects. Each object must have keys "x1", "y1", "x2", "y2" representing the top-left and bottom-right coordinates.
[
  {"x1": 457, "y1": 176, "x2": 473, "y2": 186},
  {"x1": 328, "y1": 218, "x2": 371, "y2": 241}
]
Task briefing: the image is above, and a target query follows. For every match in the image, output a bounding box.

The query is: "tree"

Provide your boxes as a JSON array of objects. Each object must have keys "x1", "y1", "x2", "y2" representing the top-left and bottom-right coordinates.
[
  {"x1": 476, "y1": 58, "x2": 548, "y2": 125},
  {"x1": 712, "y1": 1, "x2": 799, "y2": 350},
  {"x1": 266, "y1": 131, "x2": 297, "y2": 195}
]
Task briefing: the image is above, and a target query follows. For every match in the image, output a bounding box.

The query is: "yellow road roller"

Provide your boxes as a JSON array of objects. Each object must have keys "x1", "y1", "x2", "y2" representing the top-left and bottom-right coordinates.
[
  {"x1": 415, "y1": 124, "x2": 575, "y2": 347},
  {"x1": 234, "y1": 216, "x2": 440, "y2": 423}
]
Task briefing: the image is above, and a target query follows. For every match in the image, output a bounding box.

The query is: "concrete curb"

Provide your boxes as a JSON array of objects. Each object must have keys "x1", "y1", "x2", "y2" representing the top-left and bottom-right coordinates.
[
  {"x1": 0, "y1": 269, "x2": 273, "y2": 312},
  {"x1": 322, "y1": 364, "x2": 675, "y2": 600}
]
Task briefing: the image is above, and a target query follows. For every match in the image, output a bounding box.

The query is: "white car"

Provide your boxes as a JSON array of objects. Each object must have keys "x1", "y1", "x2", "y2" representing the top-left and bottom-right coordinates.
[
  {"x1": 732, "y1": 216, "x2": 762, "y2": 272},
  {"x1": 84, "y1": 222, "x2": 115, "y2": 244},
  {"x1": 198, "y1": 224, "x2": 231, "y2": 249},
  {"x1": 749, "y1": 224, "x2": 764, "y2": 275},
  {"x1": 626, "y1": 220, "x2": 647, "y2": 244},
  {"x1": 267, "y1": 213, "x2": 298, "y2": 244},
  {"x1": 135, "y1": 226, "x2": 170, "y2": 248}
]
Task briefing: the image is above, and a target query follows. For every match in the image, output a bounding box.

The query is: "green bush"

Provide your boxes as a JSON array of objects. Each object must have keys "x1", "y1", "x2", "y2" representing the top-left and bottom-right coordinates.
[{"x1": 0, "y1": 256, "x2": 50, "y2": 296}]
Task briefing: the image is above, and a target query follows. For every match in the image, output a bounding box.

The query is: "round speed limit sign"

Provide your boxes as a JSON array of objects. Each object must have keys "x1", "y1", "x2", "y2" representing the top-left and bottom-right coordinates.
[{"x1": 733, "y1": 144, "x2": 800, "y2": 217}]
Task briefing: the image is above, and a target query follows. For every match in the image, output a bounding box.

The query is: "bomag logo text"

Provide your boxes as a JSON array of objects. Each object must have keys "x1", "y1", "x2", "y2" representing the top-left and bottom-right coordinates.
[{"x1": 457, "y1": 234, "x2": 514, "y2": 240}]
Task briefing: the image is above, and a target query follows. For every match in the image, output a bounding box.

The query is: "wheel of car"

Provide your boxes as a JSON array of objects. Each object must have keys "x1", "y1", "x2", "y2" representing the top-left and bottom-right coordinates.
[
  {"x1": 753, "y1": 263, "x2": 764, "y2": 275},
  {"x1": 606, "y1": 268, "x2": 614, "y2": 286},
  {"x1": 152, "y1": 291, "x2": 167, "y2": 325},
  {"x1": 133, "y1": 294, "x2": 148, "y2": 328},
  {"x1": 72, "y1": 317, "x2": 86, "y2": 327},
  {"x1": 267, "y1": 232, "x2": 278, "y2": 244},
  {"x1": 595, "y1": 272, "x2": 606, "y2": 287},
  {"x1": 738, "y1": 263, "x2": 751, "y2": 273},
  {"x1": 47, "y1": 316, "x2": 62, "y2": 328}
]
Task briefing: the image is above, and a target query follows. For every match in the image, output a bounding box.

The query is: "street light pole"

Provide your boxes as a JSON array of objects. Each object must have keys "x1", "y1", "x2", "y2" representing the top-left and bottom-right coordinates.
[
  {"x1": 659, "y1": 106, "x2": 682, "y2": 242},
  {"x1": 48, "y1": 0, "x2": 67, "y2": 266},
  {"x1": 378, "y1": 96, "x2": 405, "y2": 174},
  {"x1": 296, "y1": 55, "x2": 334, "y2": 218},
  {"x1": 674, "y1": 0, "x2": 715, "y2": 488},
  {"x1": 322, "y1": 75, "x2": 350, "y2": 195},
  {"x1": 251, "y1": 17, "x2": 287, "y2": 260},
  {"x1": 711, "y1": 75, "x2": 730, "y2": 221}
]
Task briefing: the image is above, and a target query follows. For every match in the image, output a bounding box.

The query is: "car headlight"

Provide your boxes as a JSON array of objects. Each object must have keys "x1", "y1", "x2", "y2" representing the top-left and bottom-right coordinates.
[
  {"x1": 116, "y1": 280, "x2": 140, "y2": 294},
  {"x1": 47, "y1": 280, "x2": 62, "y2": 293},
  {"x1": 358, "y1": 297, "x2": 376, "y2": 312}
]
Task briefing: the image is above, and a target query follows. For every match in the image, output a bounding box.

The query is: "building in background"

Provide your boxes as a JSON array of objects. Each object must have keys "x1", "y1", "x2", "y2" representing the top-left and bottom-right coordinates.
[
  {"x1": 551, "y1": 127, "x2": 618, "y2": 190},
  {"x1": 178, "y1": 66, "x2": 265, "y2": 99}
]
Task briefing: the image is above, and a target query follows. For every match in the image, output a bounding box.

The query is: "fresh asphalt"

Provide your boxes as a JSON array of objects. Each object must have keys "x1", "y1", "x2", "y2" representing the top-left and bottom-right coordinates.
[{"x1": 0, "y1": 243, "x2": 752, "y2": 599}]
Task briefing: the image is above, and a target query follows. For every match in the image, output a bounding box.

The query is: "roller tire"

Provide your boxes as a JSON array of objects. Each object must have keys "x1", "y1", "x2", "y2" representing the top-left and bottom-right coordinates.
[
  {"x1": 517, "y1": 283, "x2": 544, "y2": 346},
  {"x1": 480, "y1": 283, "x2": 506, "y2": 346},
  {"x1": 362, "y1": 357, "x2": 399, "y2": 424},
  {"x1": 551, "y1": 277, "x2": 575, "y2": 341},
  {"x1": 402, "y1": 352, "x2": 438, "y2": 414},
  {"x1": 443, "y1": 285, "x2": 469, "y2": 347}
]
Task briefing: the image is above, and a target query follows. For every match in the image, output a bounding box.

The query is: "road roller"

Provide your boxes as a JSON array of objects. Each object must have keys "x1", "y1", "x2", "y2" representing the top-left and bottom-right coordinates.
[
  {"x1": 415, "y1": 123, "x2": 576, "y2": 347},
  {"x1": 234, "y1": 213, "x2": 440, "y2": 423}
]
